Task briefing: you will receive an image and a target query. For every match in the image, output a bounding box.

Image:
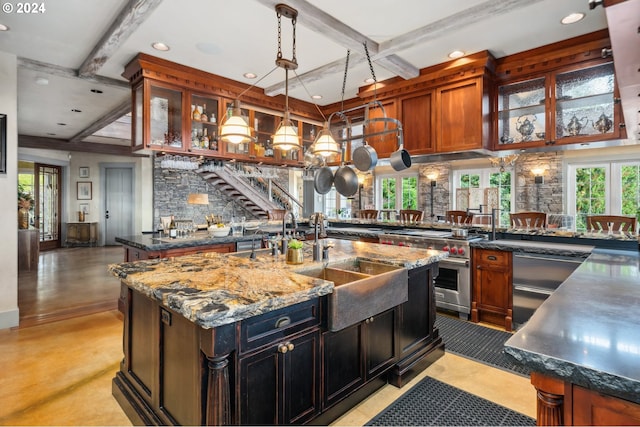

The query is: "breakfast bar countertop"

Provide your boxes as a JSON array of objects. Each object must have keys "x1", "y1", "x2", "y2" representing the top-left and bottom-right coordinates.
[
  {"x1": 108, "y1": 239, "x2": 448, "y2": 330},
  {"x1": 504, "y1": 248, "x2": 640, "y2": 404}
]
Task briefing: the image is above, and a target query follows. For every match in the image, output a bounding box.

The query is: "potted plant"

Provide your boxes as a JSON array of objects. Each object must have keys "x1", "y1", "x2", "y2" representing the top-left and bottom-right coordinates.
[
  {"x1": 286, "y1": 239, "x2": 304, "y2": 264},
  {"x1": 18, "y1": 184, "x2": 34, "y2": 229}
]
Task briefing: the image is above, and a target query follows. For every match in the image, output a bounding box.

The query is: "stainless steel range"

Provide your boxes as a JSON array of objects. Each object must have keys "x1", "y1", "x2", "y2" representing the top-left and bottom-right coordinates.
[{"x1": 379, "y1": 229, "x2": 485, "y2": 320}]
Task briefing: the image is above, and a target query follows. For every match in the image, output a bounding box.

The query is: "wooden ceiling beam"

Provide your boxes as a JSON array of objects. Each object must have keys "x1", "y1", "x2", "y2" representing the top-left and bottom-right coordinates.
[
  {"x1": 18, "y1": 58, "x2": 129, "y2": 89},
  {"x1": 78, "y1": 0, "x2": 164, "y2": 77},
  {"x1": 19, "y1": 135, "x2": 147, "y2": 157},
  {"x1": 70, "y1": 99, "x2": 131, "y2": 143}
]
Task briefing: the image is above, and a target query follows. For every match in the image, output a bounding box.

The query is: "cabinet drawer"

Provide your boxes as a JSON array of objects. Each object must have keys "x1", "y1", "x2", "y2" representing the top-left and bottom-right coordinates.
[
  {"x1": 240, "y1": 298, "x2": 320, "y2": 354},
  {"x1": 474, "y1": 249, "x2": 509, "y2": 266}
]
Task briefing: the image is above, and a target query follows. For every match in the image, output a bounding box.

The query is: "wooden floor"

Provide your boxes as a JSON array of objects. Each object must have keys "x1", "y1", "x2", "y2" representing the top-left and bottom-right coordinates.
[
  {"x1": 3, "y1": 246, "x2": 536, "y2": 425},
  {"x1": 17, "y1": 246, "x2": 123, "y2": 328}
]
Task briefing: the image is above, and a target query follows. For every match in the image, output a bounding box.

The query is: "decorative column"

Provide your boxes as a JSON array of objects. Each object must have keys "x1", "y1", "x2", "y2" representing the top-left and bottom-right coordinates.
[
  {"x1": 531, "y1": 372, "x2": 566, "y2": 426},
  {"x1": 205, "y1": 354, "x2": 231, "y2": 426}
]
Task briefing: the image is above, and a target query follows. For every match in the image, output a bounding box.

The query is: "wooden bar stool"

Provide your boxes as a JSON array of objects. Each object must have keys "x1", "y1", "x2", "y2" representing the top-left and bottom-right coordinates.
[
  {"x1": 587, "y1": 215, "x2": 636, "y2": 234},
  {"x1": 399, "y1": 209, "x2": 423, "y2": 223},
  {"x1": 509, "y1": 212, "x2": 547, "y2": 229},
  {"x1": 359, "y1": 209, "x2": 379, "y2": 220},
  {"x1": 445, "y1": 210, "x2": 472, "y2": 225}
]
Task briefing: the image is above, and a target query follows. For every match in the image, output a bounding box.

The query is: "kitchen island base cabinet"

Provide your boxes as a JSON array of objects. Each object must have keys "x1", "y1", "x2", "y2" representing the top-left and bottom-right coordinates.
[
  {"x1": 389, "y1": 264, "x2": 444, "y2": 387},
  {"x1": 530, "y1": 372, "x2": 640, "y2": 426}
]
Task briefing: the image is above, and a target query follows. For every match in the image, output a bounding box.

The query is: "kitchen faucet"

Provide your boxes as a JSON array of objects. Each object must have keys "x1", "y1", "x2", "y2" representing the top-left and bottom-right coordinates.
[
  {"x1": 312, "y1": 212, "x2": 326, "y2": 262},
  {"x1": 281, "y1": 211, "x2": 297, "y2": 254}
]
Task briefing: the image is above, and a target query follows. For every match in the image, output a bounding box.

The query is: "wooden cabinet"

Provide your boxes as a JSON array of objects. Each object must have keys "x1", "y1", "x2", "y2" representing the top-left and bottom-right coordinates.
[
  {"x1": 237, "y1": 298, "x2": 321, "y2": 425},
  {"x1": 436, "y1": 76, "x2": 490, "y2": 153},
  {"x1": 365, "y1": 100, "x2": 399, "y2": 158},
  {"x1": 471, "y1": 248, "x2": 512, "y2": 331},
  {"x1": 531, "y1": 372, "x2": 640, "y2": 426},
  {"x1": 399, "y1": 91, "x2": 435, "y2": 155},
  {"x1": 66, "y1": 222, "x2": 98, "y2": 246},
  {"x1": 389, "y1": 264, "x2": 443, "y2": 387},
  {"x1": 497, "y1": 61, "x2": 625, "y2": 149},
  {"x1": 322, "y1": 308, "x2": 397, "y2": 410}
]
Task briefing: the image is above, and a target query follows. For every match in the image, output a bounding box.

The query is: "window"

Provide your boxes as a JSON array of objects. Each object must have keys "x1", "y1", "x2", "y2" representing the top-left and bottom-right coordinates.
[
  {"x1": 376, "y1": 172, "x2": 418, "y2": 215},
  {"x1": 452, "y1": 168, "x2": 513, "y2": 226},
  {"x1": 322, "y1": 187, "x2": 351, "y2": 218},
  {"x1": 568, "y1": 160, "x2": 640, "y2": 231}
]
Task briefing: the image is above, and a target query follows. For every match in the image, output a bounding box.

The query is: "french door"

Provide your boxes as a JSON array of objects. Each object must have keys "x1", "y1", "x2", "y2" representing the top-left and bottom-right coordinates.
[{"x1": 35, "y1": 163, "x2": 62, "y2": 250}]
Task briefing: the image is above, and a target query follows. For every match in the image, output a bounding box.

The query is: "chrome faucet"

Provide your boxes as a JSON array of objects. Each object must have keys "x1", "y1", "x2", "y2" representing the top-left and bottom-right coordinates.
[
  {"x1": 281, "y1": 211, "x2": 296, "y2": 254},
  {"x1": 312, "y1": 212, "x2": 326, "y2": 262}
]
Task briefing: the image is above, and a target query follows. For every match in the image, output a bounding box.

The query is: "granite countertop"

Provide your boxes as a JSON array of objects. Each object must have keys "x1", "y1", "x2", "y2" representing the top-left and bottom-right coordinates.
[
  {"x1": 471, "y1": 239, "x2": 594, "y2": 257},
  {"x1": 115, "y1": 232, "x2": 260, "y2": 251},
  {"x1": 109, "y1": 239, "x2": 448, "y2": 329},
  {"x1": 504, "y1": 248, "x2": 640, "y2": 404}
]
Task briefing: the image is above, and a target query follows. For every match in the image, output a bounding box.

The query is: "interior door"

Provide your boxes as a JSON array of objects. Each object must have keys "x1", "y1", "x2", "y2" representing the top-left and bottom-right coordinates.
[
  {"x1": 35, "y1": 163, "x2": 61, "y2": 251},
  {"x1": 104, "y1": 167, "x2": 133, "y2": 245}
]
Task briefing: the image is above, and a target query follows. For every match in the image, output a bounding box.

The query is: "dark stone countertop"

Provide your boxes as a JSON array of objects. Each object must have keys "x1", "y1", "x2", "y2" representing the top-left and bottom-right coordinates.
[
  {"x1": 108, "y1": 239, "x2": 448, "y2": 329},
  {"x1": 471, "y1": 239, "x2": 594, "y2": 257},
  {"x1": 504, "y1": 248, "x2": 640, "y2": 404}
]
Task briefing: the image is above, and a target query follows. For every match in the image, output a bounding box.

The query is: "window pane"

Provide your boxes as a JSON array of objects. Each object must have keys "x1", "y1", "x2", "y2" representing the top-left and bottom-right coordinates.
[
  {"x1": 401, "y1": 177, "x2": 418, "y2": 209},
  {"x1": 575, "y1": 166, "x2": 606, "y2": 230},
  {"x1": 490, "y1": 172, "x2": 512, "y2": 227},
  {"x1": 324, "y1": 188, "x2": 337, "y2": 218},
  {"x1": 621, "y1": 164, "x2": 640, "y2": 216},
  {"x1": 381, "y1": 177, "x2": 396, "y2": 210}
]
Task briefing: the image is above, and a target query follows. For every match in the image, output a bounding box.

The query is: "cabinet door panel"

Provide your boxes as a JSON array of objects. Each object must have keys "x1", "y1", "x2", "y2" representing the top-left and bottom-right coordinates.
[
  {"x1": 285, "y1": 331, "x2": 321, "y2": 424},
  {"x1": 365, "y1": 100, "x2": 398, "y2": 157},
  {"x1": 366, "y1": 309, "x2": 396, "y2": 377},
  {"x1": 399, "y1": 266, "x2": 430, "y2": 354},
  {"x1": 401, "y1": 92, "x2": 434, "y2": 154},
  {"x1": 239, "y1": 347, "x2": 279, "y2": 425},
  {"x1": 322, "y1": 324, "x2": 365, "y2": 407},
  {"x1": 437, "y1": 78, "x2": 483, "y2": 152}
]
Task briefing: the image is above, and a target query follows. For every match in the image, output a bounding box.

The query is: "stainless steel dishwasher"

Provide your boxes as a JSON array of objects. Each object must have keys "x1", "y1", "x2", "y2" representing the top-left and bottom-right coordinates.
[{"x1": 512, "y1": 252, "x2": 586, "y2": 328}]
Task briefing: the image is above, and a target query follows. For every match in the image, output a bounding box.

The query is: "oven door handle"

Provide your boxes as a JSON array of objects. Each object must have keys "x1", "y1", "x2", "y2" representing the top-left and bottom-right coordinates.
[{"x1": 440, "y1": 258, "x2": 469, "y2": 267}]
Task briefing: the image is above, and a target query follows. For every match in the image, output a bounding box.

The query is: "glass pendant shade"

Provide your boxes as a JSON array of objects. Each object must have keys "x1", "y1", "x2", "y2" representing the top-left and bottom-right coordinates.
[
  {"x1": 220, "y1": 101, "x2": 253, "y2": 144},
  {"x1": 272, "y1": 112, "x2": 300, "y2": 151},
  {"x1": 312, "y1": 123, "x2": 340, "y2": 157}
]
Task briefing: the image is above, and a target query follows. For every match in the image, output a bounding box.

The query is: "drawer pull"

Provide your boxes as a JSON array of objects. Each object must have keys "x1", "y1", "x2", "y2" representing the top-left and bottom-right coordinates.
[
  {"x1": 278, "y1": 344, "x2": 288, "y2": 354},
  {"x1": 287, "y1": 342, "x2": 294, "y2": 351},
  {"x1": 275, "y1": 316, "x2": 291, "y2": 329},
  {"x1": 487, "y1": 255, "x2": 497, "y2": 260}
]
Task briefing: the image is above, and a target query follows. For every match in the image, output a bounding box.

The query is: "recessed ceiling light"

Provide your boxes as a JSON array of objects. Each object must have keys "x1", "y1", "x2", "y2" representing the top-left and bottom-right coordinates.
[
  {"x1": 47, "y1": 133, "x2": 56, "y2": 136},
  {"x1": 57, "y1": 123, "x2": 67, "y2": 126},
  {"x1": 71, "y1": 109, "x2": 82, "y2": 113},
  {"x1": 448, "y1": 50, "x2": 465, "y2": 59},
  {"x1": 243, "y1": 72, "x2": 257, "y2": 79},
  {"x1": 311, "y1": 94, "x2": 322, "y2": 100},
  {"x1": 364, "y1": 77, "x2": 375, "y2": 84},
  {"x1": 90, "y1": 88, "x2": 103, "y2": 94},
  {"x1": 151, "y1": 42, "x2": 170, "y2": 51},
  {"x1": 0, "y1": 24, "x2": 9, "y2": 31},
  {"x1": 561, "y1": 12, "x2": 585, "y2": 25},
  {"x1": 35, "y1": 77, "x2": 49, "y2": 85}
]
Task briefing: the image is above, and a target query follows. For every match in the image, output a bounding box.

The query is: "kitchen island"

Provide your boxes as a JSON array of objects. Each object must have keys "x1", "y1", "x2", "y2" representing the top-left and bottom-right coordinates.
[
  {"x1": 504, "y1": 248, "x2": 640, "y2": 425},
  {"x1": 109, "y1": 239, "x2": 447, "y2": 425}
]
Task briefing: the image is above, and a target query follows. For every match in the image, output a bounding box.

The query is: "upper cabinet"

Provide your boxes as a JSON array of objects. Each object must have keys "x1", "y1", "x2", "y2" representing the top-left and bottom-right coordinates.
[
  {"x1": 399, "y1": 91, "x2": 435, "y2": 155},
  {"x1": 123, "y1": 53, "x2": 323, "y2": 167},
  {"x1": 496, "y1": 61, "x2": 624, "y2": 149}
]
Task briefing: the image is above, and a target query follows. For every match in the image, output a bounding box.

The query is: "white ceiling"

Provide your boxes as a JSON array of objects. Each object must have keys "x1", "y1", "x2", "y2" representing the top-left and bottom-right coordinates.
[{"x1": 0, "y1": 0, "x2": 611, "y2": 148}]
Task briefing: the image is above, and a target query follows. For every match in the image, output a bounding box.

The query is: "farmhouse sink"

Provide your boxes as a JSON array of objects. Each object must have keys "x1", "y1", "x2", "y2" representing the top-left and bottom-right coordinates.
[{"x1": 296, "y1": 258, "x2": 408, "y2": 331}]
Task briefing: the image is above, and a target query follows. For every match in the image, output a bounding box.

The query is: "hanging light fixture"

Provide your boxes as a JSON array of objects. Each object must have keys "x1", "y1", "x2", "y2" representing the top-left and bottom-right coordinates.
[
  {"x1": 219, "y1": 99, "x2": 254, "y2": 145},
  {"x1": 271, "y1": 4, "x2": 301, "y2": 152},
  {"x1": 311, "y1": 121, "x2": 340, "y2": 157}
]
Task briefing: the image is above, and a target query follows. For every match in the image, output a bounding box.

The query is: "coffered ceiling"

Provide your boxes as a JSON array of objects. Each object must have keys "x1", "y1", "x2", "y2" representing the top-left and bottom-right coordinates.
[{"x1": 0, "y1": 0, "x2": 614, "y2": 152}]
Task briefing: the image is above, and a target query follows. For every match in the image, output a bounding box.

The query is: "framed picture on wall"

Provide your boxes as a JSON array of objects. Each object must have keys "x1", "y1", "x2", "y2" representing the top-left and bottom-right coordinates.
[
  {"x1": 77, "y1": 182, "x2": 92, "y2": 200},
  {"x1": 0, "y1": 114, "x2": 6, "y2": 174},
  {"x1": 79, "y1": 203, "x2": 89, "y2": 215},
  {"x1": 79, "y1": 166, "x2": 90, "y2": 178}
]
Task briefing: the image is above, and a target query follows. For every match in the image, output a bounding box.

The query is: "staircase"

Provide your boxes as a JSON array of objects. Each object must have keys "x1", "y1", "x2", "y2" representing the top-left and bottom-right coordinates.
[{"x1": 196, "y1": 164, "x2": 283, "y2": 219}]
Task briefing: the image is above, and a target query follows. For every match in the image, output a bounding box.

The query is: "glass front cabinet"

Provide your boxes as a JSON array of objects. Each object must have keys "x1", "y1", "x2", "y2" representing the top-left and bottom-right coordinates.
[{"x1": 496, "y1": 61, "x2": 625, "y2": 149}]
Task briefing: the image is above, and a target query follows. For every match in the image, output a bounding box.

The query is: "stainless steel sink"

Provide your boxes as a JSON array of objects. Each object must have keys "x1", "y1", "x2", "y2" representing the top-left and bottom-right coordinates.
[{"x1": 296, "y1": 258, "x2": 408, "y2": 331}]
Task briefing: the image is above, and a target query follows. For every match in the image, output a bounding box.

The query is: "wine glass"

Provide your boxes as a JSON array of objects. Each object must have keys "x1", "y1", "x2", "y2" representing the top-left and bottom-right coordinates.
[
  {"x1": 525, "y1": 218, "x2": 531, "y2": 232},
  {"x1": 607, "y1": 222, "x2": 614, "y2": 236}
]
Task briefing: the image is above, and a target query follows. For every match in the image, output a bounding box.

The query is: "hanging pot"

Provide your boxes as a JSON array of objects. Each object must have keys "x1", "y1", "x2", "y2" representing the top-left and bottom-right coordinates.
[
  {"x1": 334, "y1": 164, "x2": 359, "y2": 197},
  {"x1": 314, "y1": 166, "x2": 334, "y2": 195},
  {"x1": 390, "y1": 144, "x2": 411, "y2": 171},
  {"x1": 352, "y1": 140, "x2": 378, "y2": 172}
]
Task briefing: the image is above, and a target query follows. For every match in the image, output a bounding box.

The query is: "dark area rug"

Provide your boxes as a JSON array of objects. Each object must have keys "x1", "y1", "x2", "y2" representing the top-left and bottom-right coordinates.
[
  {"x1": 435, "y1": 313, "x2": 530, "y2": 377},
  {"x1": 366, "y1": 376, "x2": 535, "y2": 426}
]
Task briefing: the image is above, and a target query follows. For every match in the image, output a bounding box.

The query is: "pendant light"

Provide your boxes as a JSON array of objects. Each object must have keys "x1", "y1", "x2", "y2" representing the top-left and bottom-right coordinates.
[
  {"x1": 219, "y1": 99, "x2": 253, "y2": 144},
  {"x1": 311, "y1": 121, "x2": 340, "y2": 157},
  {"x1": 271, "y1": 4, "x2": 301, "y2": 152}
]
